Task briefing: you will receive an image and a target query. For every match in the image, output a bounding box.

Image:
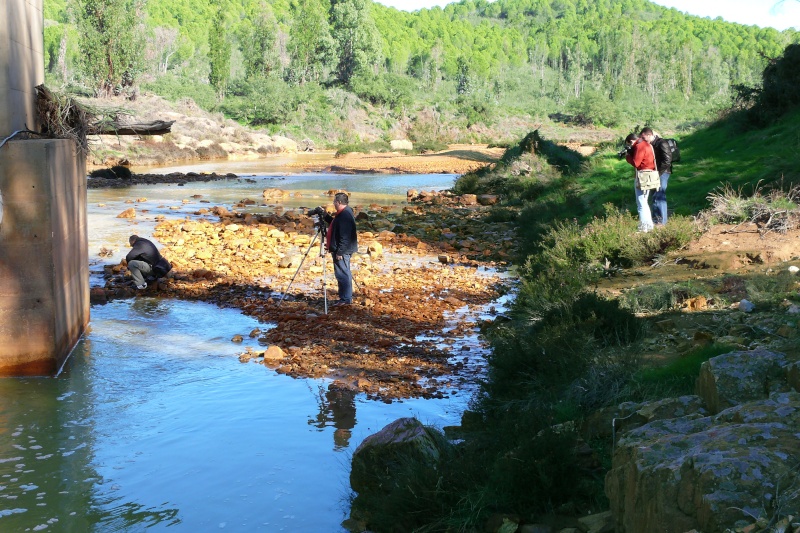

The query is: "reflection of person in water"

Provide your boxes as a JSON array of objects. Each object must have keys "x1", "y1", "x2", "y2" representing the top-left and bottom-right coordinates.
[{"x1": 310, "y1": 382, "x2": 357, "y2": 449}]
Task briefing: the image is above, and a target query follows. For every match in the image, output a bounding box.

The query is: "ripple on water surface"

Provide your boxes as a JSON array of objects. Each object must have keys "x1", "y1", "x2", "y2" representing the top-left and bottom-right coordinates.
[{"x1": 0, "y1": 298, "x2": 472, "y2": 532}]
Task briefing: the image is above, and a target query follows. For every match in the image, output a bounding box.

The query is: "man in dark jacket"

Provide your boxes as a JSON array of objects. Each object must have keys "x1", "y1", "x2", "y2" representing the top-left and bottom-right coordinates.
[
  {"x1": 324, "y1": 193, "x2": 358, "y2": 306},
  {"x1": 640, "y1": 127, "x2": 673, "y2": 225},
  {"x1": 125, "y1": 235, "x2": 162, "y2": 290}
]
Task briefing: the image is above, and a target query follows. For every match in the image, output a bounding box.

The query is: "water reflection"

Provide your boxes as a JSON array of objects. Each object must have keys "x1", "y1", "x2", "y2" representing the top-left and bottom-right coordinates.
[{"x1": 309, "y1": 383, "x2": 358, "y2": 451}]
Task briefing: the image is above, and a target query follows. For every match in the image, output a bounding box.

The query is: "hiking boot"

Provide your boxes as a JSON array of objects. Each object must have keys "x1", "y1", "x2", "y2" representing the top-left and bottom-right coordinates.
[{"x1": 331, "y1": 300, "x2": 351, "y2": 307}]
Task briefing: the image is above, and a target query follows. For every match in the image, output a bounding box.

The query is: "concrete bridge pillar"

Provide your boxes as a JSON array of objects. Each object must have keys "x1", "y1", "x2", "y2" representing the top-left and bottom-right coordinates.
[{"x1": 0, "y1": 0, "x2": 89, "y2": 375}]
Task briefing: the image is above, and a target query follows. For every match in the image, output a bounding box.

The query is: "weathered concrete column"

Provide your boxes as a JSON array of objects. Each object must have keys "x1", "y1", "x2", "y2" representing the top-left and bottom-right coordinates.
[
  {"x1": 0, "y1": 0, "x2": 88, "y2": 375},
  {"x1": 0, "y1": 0, "x2": 43, "y2": 136},
  {"x1": 0, "y1": 140, "x2": 88, "y2": 375}
]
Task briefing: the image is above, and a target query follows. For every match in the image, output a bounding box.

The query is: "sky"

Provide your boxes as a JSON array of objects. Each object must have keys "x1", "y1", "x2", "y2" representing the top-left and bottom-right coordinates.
[{"x1": 373, "y1": 0, "x2": 800, "y2": 31}]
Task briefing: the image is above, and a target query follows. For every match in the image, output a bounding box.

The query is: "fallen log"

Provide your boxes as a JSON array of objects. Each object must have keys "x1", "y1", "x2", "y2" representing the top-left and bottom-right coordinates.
[{"x1": 95, "y1": 120, "x2": 175, "y2": 136}]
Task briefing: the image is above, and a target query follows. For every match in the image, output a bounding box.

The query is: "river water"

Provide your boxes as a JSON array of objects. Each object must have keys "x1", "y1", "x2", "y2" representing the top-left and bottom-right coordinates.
[{"x1": 0, "y1": 163, "x2": 497, "y2": 532}]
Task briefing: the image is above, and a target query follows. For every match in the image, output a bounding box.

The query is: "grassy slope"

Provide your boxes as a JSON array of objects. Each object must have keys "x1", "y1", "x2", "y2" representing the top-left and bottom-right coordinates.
[{"x1": 580, "y1": 107, "x2": 800, "y2": 220}]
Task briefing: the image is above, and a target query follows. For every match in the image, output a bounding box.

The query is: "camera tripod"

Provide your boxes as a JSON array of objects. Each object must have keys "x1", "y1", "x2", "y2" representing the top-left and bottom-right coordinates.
[{"x1": 279, "y1": 214, "x2": 331, "y2": 313}]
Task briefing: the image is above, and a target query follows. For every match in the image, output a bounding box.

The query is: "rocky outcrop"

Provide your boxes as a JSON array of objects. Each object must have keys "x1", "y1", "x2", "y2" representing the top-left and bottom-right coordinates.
[
  {"x1": 695, "y1": 349, "x2": 788, "y2": 414},
  {"x1": 606, "y1": 350, "x2": 800, "y2": 533},
  {"x1": 350, "y1": 417, "x2": 443, "y2": 495}
]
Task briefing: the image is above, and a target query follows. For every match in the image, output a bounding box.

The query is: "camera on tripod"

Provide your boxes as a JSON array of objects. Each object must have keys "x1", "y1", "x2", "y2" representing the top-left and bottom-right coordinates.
[{"x1": 307, "y1": 206, "x2": 328, "y2": 232}]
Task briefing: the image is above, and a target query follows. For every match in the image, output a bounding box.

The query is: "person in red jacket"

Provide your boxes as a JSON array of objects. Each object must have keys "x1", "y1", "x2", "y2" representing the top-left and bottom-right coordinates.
[{"x1": 624, "y1": 133, "x2": 657, "y2": 232}]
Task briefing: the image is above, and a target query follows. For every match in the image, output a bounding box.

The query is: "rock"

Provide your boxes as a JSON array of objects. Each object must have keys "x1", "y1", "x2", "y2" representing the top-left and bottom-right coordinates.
[
  {"x1": 738, "y1": 299, "x2": 755, "y2": 312},
  {"x1": 789, "y1": 361, "x2": 800, "y2": 392},
  {"x1": 576, "y1": 511, "x2": 613, "y2": 533},
  {"x1": 390, "y1": 139, "x2": 413, "y2": 151},
  {"x1": 231, "y1": 334, "x2": 243, "y2": 343},
  {"x1": 788, "y1": 265, "x2": 799, "y2": 274},
  {"x1": 299, "y1": 138, "x2": 315, "y2": 152},
  {"x1": 459, "y1": 193, "x2": 478, "y2": 205},
  {"x1": 367, "y1": 242, "x2": 383, "y2": 257},
  {"x1": 478, "y1": 194, "x2": 499, "y2": 206},
  {"x1": 692, "y1": 330, "x2": 714, "y2": 346},
  {"x1": 89, "y1": 287, "x2": 108, "y2": 304},
  {"x1": 263, "y1": 345, "x2": 286, "y2": 361},
  {"x1": 519, "y1": 524, "x2": 553, "y2": 533},
  {"x1": 654, "y1": 319, "x2": 675, "y2": 332},
  {"x1": 776, "y1": 325, "x2": 795, "y2": 337},
  {"x1": 787, "y1": 304, "x2": 800, "y2": 314},
  {"x1": 695, "y1": 349, "x2": 789, "y2": 414},
  {"x1": 279, "y1": 254, "x2": 302, "y2": 268},
  {"x1": 263, "y1": 188, "x2": 289, "y2": 200},
  {"x1": 606, "y1": 392, "x2": 800, "y2": 533},
  {"x1": 116, "y1": 207, "x2": 136, "y2": 218},
  {"x1": 350, "y1": 417, "x2": 442, "y2": 495},
  {"x1": 484, "y1": 514, "x2": 520, "y2": 533}
]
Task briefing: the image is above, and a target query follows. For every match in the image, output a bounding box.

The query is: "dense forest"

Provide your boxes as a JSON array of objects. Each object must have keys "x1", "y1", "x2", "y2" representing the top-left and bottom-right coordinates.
[{"x1": 42, "y1": 0, "x2": 799, "y2": 144}]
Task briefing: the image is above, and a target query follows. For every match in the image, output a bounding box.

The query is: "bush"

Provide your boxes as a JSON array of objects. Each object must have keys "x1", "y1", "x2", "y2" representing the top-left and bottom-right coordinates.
[
  {"x1": 141, "y1": 74, "x2": 217, "y2": 110},
  {"x1": 349, "y1": 72, "x2": 416, "y2": 111}
]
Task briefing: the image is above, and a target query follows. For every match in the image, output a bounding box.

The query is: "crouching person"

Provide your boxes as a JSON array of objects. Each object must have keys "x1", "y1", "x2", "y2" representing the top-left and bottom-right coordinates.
[{"x1": 126, "y1": 234, "x2": 171, "y2": 290}]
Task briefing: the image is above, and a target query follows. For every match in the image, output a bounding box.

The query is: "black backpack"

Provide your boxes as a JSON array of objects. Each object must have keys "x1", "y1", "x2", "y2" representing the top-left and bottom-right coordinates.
[
  {"x1": 664, "y1": 138, "x2": 680, "y2": 163},
  {"x1": 152, "y1": 256, "x2": 172, "y2": 278}
]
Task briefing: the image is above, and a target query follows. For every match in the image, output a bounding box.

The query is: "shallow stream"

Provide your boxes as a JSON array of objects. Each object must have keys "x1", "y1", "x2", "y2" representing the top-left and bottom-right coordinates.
[{"x1": 0, "y1": 163, "x2": 496, "y2": 531}]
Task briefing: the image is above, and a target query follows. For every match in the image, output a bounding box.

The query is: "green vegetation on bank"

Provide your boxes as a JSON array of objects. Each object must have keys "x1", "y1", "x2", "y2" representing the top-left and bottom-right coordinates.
[
  {"x1": 348, "y1": 43, "x2": 800, "y2": 532},
  {"x1": 44, "y1": 0, "x2": 798, "y2": 145}
]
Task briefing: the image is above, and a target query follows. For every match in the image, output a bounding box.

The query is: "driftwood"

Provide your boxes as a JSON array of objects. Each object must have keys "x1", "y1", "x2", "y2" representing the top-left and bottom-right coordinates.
[
  {"x1": 94, "y1": 120, "x2": 175, "y2": 136},
  {"x1": 34, "y1": 84, "x2": 174, "y2": 154}
]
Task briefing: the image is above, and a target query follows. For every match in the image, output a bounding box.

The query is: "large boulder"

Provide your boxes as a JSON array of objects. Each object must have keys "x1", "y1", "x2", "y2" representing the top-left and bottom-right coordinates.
[
  {"x1": 606, "y1": 392, "x2": 800, "y2": 533},
  {"x1": 695, "y1": 349, "x2": 789, "y2": 414},
  {"x1": 350, "y1": 417, "x2": 442, "y2": 495}
]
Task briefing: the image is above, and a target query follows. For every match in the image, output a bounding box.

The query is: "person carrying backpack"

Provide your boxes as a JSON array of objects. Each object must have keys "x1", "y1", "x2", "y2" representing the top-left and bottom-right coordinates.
[
  {"x1": 640, "y1": 127, "x2": 673, "y2": 225},
  {"x1": 125, "y1": 235, "x2": 171, "y2": 290}
]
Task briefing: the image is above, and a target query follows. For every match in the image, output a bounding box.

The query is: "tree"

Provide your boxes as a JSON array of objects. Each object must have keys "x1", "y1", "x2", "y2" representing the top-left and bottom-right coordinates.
[
  {"x1": 208, "y1": 6, "x2": 232, "y2": 98},
  {"x1": 287, "y1": 0, "x2": 334, "y2": 84},
  {"x1": 330, "y1": 0, "x2": 382, "y2": 84},
  {"x1": 72, "y1": 0, "x2": 146, "y2": 95},
  {"x1": 238, "y1": 3, "x2": 280, "y2": 79},
  {"x1": 146, "y1": 26, "x2": 180, "y2": 75}
]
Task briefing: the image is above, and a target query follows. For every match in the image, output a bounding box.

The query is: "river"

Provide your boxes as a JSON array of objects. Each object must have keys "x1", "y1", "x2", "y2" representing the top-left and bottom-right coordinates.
[{"x1": 0, "y1": 163, "x2": 498, "y2": 532}]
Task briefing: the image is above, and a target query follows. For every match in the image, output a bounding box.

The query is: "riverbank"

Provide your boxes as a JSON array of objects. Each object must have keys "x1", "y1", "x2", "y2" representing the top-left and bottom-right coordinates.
[{"x1": 94, "y1": 192, "x2": 514, "y2": 402}]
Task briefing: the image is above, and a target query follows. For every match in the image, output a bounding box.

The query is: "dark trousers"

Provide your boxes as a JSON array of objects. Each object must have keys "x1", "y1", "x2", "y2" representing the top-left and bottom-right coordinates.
[{"x1": 332, "y1": 254, "x2": 353, "y2": 303}]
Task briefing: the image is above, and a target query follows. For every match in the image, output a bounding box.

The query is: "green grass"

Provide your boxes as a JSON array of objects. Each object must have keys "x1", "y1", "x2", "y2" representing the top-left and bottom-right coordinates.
[{"x1": 628, "y1": 343, "x2": 736, "y2": 399}]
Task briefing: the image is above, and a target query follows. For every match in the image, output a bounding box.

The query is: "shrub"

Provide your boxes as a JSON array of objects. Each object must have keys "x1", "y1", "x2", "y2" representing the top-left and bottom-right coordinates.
[{"x1": 349, "y1": 72, "x2": 416, "y2": 111}]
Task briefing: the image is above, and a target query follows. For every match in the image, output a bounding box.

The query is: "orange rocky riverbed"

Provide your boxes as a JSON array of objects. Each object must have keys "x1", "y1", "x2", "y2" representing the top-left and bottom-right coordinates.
[{"x1": 96, "y1": 196, "x2": 515, "y2": 401}]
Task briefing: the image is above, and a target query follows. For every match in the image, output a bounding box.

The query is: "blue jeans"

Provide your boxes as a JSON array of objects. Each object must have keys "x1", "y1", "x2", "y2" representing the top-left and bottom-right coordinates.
[
  {"x1": 651, "y1": 172, "x2": 670, "y2": 224},
  {"x1": 635, "y1": 187, "x2": 654, "y2": 232},
  {"x1": 332, "y1": 254, "x2": 352, "y2": 303}
]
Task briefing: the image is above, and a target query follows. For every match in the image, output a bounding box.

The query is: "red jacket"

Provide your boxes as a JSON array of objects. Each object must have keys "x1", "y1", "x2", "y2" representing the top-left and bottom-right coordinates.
[{"x1": 626, "y1": 139, "x2": 656, "y2": 171}]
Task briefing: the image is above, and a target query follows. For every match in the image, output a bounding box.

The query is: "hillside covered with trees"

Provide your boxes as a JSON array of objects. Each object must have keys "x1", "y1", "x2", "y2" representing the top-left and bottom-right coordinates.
[{"x1": 42, "y1": 0, "x2": 799, "y2": 144}]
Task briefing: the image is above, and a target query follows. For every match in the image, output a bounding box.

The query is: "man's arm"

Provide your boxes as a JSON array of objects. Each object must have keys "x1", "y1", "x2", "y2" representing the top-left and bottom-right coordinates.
[{"x1": 656, "y1": 139, "x2": 672, "y2": 169}]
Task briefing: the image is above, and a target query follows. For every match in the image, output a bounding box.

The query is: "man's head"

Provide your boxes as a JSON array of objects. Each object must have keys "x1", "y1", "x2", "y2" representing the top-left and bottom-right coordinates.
[
  {"x1": 333, "y1": 193, "x2": 349, "y2": 211},
  {"x1": 639, "y1": 127, "x2": 655, "y2": 143},
  {"x1": 129, "y1": 235, "x2": 139, "y2": 246}
]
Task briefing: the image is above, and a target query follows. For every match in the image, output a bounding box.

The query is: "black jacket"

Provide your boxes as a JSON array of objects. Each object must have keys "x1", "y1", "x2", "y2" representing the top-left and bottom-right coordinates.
[
  {"x1": 325, "y1": 206, "x2": 358, "y2": 256},
  {"x1": 126, "y1": 237, "x2": 161, "y2": 266},
  {"x1": 651, "y1": 137, "x2": 673, "y2": 174}
]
